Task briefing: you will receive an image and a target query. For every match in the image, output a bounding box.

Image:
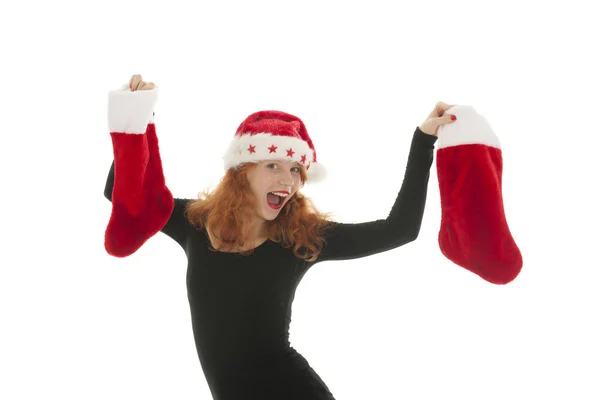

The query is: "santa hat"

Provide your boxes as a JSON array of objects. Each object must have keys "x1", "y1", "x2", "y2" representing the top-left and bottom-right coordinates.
[
  {"x1": 223, "y1": 110, "x2": 326, "y2": 183},
  {"x1": 436, "y1": 105, "x2": 523, "y2": 285}
]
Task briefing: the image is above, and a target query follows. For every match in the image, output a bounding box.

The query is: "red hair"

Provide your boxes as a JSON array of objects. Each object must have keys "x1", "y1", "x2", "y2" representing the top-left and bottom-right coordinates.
[{"x1": 183, "y1": 162, "x2": 335, "y2": 262}]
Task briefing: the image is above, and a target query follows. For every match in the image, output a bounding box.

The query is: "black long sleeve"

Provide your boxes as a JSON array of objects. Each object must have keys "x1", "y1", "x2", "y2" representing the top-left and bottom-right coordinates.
[
  {"x1": 104, "y1": 161, "x2": 115, "y2": 201},
  {"x1": 311, "y1": 126, "x2": 437, "y2": 263}
]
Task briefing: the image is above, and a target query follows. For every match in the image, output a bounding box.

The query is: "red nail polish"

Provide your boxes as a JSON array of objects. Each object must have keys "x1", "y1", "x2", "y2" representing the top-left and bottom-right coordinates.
[{"x1": 451, "y1": 115, "x2": 456, "y2": 121}]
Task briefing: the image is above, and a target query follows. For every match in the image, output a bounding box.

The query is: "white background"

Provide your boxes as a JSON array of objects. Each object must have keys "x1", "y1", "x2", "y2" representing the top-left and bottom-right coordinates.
[{"x1": 2, "y1": 0, "x2": 599, "y2": 399}]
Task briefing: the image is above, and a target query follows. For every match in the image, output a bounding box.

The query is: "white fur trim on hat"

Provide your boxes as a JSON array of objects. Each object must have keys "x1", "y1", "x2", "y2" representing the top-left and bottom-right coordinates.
[
  {"x1": 305, "y1": 161, "x2": 326, "y2": 183},
  {"x1": 437, "y1": 105, "x2": 501, "y2": 149},
  {"x1": 108, "y1": 83, "x2": 158, "y2": 134},
  {"x1": 223, "y1": 132, "x2": 326, "y2": 183}
]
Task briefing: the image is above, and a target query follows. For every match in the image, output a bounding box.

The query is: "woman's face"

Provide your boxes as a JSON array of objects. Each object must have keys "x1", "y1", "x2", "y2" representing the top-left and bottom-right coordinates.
[{"x1": 246, "y1": 159, "x2": 304, "y2": 221}]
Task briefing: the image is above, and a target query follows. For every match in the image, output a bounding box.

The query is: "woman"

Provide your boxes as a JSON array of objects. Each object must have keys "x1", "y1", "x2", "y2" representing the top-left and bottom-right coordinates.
[{"x1": 104, "y1": 74, "x2": 457, "y2": 400}]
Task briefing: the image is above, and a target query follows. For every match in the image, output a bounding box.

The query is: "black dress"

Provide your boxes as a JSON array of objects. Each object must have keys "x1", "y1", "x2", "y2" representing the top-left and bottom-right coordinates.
[{"x1": 104, "y1": 127, "x2": 437, "y2": 400}]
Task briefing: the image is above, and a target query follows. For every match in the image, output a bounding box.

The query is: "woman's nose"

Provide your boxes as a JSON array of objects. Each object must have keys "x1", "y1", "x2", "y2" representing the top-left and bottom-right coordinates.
[{"x1": 278, "y1": 170, "x2": 294, "y2": 185}]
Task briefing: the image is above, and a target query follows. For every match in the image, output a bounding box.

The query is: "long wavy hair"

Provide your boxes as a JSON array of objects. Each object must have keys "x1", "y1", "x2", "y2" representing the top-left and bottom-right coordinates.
[{"x1": 183, "y1": 162, "x2": 335, "y2": 262}]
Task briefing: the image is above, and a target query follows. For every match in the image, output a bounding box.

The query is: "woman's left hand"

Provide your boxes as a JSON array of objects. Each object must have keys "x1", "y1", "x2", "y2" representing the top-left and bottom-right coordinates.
[{"x1": 419, "y1": 101, "x2": 457, "y2": 137}]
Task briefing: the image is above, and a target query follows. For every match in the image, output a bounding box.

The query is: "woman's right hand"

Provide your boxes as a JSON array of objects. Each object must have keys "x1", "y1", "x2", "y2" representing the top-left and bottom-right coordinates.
[
  {"x1": 129, "y1": 74, "x2": 156, "y2": 91},
  {"x1": 419, "y1": 101, "x2": 457, "y2": 137}
]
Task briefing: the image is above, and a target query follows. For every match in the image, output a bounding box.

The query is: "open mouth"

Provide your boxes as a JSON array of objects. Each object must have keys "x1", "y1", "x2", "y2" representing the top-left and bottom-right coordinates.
[{"x1": 266, "y1": 192, "x2": 287, "y2": 210}]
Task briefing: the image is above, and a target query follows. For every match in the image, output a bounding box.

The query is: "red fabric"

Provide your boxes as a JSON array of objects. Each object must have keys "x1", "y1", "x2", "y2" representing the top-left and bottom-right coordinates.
[
  {"x1": 104, "y1": 122, "x2": 174, "y2": 257},
  {"x1": 235, "y1": 110, "x2": 318, "y2": 163},
  {"x1": 436, "y1": 143, "x2": 522, "y2": 284}
]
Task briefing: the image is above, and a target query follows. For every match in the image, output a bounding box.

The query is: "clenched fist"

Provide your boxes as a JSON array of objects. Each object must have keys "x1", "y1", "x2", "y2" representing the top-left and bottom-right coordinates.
[
  {"x1": 129, "y1": 74, "x2": 156, "y2": 91},
  {"x1": 419, "y1": 101, "x2": 457, "y2": 137}
]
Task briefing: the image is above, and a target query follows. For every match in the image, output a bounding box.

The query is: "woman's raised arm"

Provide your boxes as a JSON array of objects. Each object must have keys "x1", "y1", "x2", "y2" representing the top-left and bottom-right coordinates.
[{"x1": 311, "y1": 127, "x2": 438, "y2": 263}]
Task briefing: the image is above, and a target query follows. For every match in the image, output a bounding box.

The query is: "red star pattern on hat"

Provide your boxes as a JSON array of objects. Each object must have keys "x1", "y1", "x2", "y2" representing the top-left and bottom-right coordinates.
[
  {"x1": 247, "y1": 144, "x2": 256, "y2": 154},
  {"x1": 268, "y1": 145, "x2": 277, "y2": 153},
  {"x1": 286, "y1": 148, "x2": 295, "y2": 157}
]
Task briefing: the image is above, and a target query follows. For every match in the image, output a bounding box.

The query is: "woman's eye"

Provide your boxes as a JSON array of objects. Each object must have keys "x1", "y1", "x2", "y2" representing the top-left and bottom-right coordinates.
[{"x1": 266, "y1": 163, "x2": 300, "y2": 173}]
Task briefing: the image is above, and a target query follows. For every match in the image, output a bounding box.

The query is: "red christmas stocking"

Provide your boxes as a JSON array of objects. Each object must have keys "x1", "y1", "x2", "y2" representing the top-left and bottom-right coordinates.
[
  {"x1": 436, "y1": 105, "x2": 522, "y2": 284},
  {"x1": 104, "y1": 84, "x2": 174, "y2": 257}
]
